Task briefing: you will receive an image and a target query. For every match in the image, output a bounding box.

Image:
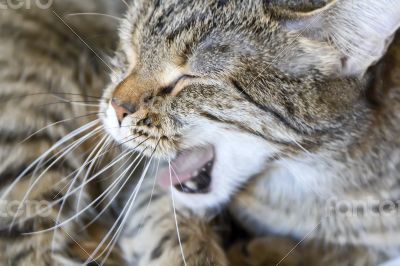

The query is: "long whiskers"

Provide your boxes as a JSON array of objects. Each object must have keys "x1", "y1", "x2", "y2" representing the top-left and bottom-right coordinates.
[
  {"x1": 22, "y1": 135, "x2": 151, "y2": 232},
  {"x1": 28, "y1": 125, "x2": 103, "y2": 187},
  {"x1": 135, "y1": 159, "x2": 161, "y2": 236},
  {"x1": 168, "y1": 160, "x2": 187, "y2": 266},
  {"x1": 50, "y1": 148, "x2": 141, "y2": 253},
  {"x1": 80, "y1": 151, "x2": 147, "y2": 231},
  {"x1": 1, "y1": 120, "x2": 100, "y2": 202},
  {"x1": 37, "y1": 100, "x2": 100, "y2": 109},
  {"x1": 65, "y1": 13, "x2": 123, "y2": 22},
  {"x1": 86, "y1": 140, "x2": 160, "y2": 265},
  {"x1": 49, "y1": 135, "x2": 112, "y2": 251},
  {"x1": 119, "y1": 0, "x2": 130, "y2": 9},
  {"x1": 75, "y1": 135, "x2": 111, "y2": 211},
  {"x1": 9, "y1": 124, "x2": 102, "y2": 229},
  {"x1": 20, "y1": 113, "x2": 101, "y2": 144},
  {"x1": 24, "y1": 150, "x2": 135, "y2": 234},
  {"x1": 39, "y1": 134, "x2": 144, "y2": 191},
  {"x1": 98, "y1": 145, "x2": 160, "y2": 266},
  {"x1": 0, "y1": 92, "x2": 101, "y2": 103},
  {"x1": 48, "y1": 134, "x2": 146, "y2": 199}
]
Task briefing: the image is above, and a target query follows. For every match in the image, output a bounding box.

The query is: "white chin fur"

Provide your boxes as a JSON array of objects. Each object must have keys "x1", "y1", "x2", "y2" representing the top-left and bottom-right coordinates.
[{"x1": 171, "y1": 125, "x2": 279, "y2": 211}]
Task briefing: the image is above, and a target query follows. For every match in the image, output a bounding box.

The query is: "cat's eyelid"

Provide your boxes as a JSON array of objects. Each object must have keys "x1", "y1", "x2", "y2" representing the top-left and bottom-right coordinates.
[
  {"x1": 159, "y1": 63, "x2": 196, "y2": 95},
  {"x1": 170, "y1": 75, "x2": 197, "y2": 96}
]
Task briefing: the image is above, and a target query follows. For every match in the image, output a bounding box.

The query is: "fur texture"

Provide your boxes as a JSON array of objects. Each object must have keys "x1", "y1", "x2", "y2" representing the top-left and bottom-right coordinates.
[
  {"x1": 2, "y1": 0, "x2": 400, "y2": 265},
  {"x1": 104, "y1": 0, "x2": 400, "y2": 265},
  {"x1": 0, "y1": 0, "x2": 125, "y2": 264}
]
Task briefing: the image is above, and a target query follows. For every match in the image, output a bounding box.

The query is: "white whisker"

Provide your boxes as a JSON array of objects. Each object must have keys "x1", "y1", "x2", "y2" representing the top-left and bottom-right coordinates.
[
  {"x1": 17, "y1": 149, "x2": 131, "y2": 225},
  {"x1": 20, "y1": 114, "x2": 100, "y2": 144},
  {"x1": 89, "y1": 140, "x2": 160, "y2": 265},
  {"x1": 50, "y1": 135, "x2": 112, "y2": 252},
  {"x1": 21, "y1": 135, "x2": 152, "y2": 229},
  {"x1": 119, "y1": 0, "x2": 129, "y2": 8},
  {"x1": 81, "y1": 151, "x2": 147, "y2": 231},
  {"x1": 1, "y1": 120, "x2": 99, "y2": 201},
  {"x1": 170, "y1": 165, "x2": 183, "y2": 187},
  {"x1": 10, "y1": 125, "x2": 100, "y2": 228},
  {"x1": 23, "y1": 150, "x2": 136, "y2": 234},
  {"x1": 98, "y1": 152, "x2": 157, "y2": 266},
  {"x1": 168, "y1": 160, "x2": 187, "y2": 266},
  {"x1": 91, "y1": 137, "x2": 113, "y2": 174},
  {"x1": 76, "y1": 135, "x2": 111, "y2": 210},
  {"x1": 136, "y1": 159, "x2": 161, "y2": 236},
  {"x1": 65, "y1": 13, "x2": 122, "y2": 21},
  {"x1": 32, "y1": 126, "x2": 102, "y2": 178},
  {"x1": 86, "y1": 148, "x2": 154, "y2": 265}
]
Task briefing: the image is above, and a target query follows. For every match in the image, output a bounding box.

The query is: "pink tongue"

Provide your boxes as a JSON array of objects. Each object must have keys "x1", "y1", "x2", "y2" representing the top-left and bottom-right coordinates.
[{"x1": 157, "y1": 146, "x2": 214, "y2": 189}]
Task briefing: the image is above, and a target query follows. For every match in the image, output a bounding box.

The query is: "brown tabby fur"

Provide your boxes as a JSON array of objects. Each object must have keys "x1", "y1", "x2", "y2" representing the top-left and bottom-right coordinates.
[
  {"x1": 0, "y1": 0, "x2": 125, "y2": 264},
  {"x1": 1, "y1": 0, "x2": 400, "y2": 265}
]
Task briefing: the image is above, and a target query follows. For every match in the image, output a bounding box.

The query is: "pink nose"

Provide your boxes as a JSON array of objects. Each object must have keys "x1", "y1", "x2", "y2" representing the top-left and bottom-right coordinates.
[{"x1": 111, "y1": 99, "x2": 135, "y2": 125}]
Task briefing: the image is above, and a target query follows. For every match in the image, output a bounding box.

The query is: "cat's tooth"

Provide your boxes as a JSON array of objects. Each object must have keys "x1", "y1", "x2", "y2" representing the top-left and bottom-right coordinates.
[
  {"x1": 183, "y1": 180, "x2": 198, "y2": 191},
  {"x1": 192, "y1": 171, "x2": 199, "y2": 177},
  {"x1": 201, "y1": 167, "x2": 207, "y2": 172}
]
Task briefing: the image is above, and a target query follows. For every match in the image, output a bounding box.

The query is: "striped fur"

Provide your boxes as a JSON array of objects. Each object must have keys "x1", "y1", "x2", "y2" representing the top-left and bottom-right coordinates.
[
  {"x1": 2, "y1": 0, "x2": 400, "y2": 265},
  {"x1": 0, "y1": 1, "x2": 125, "y2": 265},
  {"x1": 106, "y1": 0, "x2": 400, "y2": 265}
]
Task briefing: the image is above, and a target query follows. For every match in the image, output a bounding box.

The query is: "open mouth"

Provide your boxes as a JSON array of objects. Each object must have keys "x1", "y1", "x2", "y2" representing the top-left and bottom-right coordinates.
[{"x1": 157, "y1": 145, "x2": 214, "y2": 194}]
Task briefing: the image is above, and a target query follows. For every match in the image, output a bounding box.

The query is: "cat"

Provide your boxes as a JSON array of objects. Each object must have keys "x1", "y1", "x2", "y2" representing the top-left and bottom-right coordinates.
[
  {"x1": 105, "y1": 0, "x2": 400, "y2": 265},
  {"x1": 1, "y1": 0, "x2": 400, "y2": 265}
]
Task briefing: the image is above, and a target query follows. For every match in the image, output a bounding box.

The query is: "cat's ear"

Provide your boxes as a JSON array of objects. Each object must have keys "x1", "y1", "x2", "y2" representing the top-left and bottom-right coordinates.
[{"x1": 284, "y1": 0, "x2": 400, "y2": 76}]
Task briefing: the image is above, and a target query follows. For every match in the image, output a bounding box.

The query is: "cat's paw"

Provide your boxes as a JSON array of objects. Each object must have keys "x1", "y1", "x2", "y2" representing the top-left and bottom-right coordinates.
[
  {"x1": 120, "y1": 191, "x2": 228, "y2": 266},
  {"x1": 147, "y1": 226, "x2": 228, "y2": 266},
  {"x1": 227, "y1": 237, "x2": 308, "y2": 266},
  {"x1": 227, "y1": 236, "x2": 381, "y2": 266},
  {"x1": 67, "y1": 223, "x2": 126, "y2": 266},
  {"x1": 123, "y1": 214, "x2": 228, "y2": 266}
]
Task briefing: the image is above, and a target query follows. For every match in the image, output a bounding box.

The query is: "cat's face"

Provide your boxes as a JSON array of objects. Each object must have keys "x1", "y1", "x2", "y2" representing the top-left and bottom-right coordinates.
[{"x1": 101, "y1": 0, "x2": 399, "y2": 209}]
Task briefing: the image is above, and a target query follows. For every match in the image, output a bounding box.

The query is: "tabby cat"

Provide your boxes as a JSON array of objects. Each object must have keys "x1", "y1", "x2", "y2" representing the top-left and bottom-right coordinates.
[{"x1": 1, "y1": 0, "x2": 400, "y2": 265}]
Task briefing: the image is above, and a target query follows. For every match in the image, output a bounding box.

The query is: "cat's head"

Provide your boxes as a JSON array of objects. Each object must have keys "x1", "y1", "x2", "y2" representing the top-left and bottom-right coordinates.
[{"x1": 101, "y1": 0, "x2": 400, "y2": 209}]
